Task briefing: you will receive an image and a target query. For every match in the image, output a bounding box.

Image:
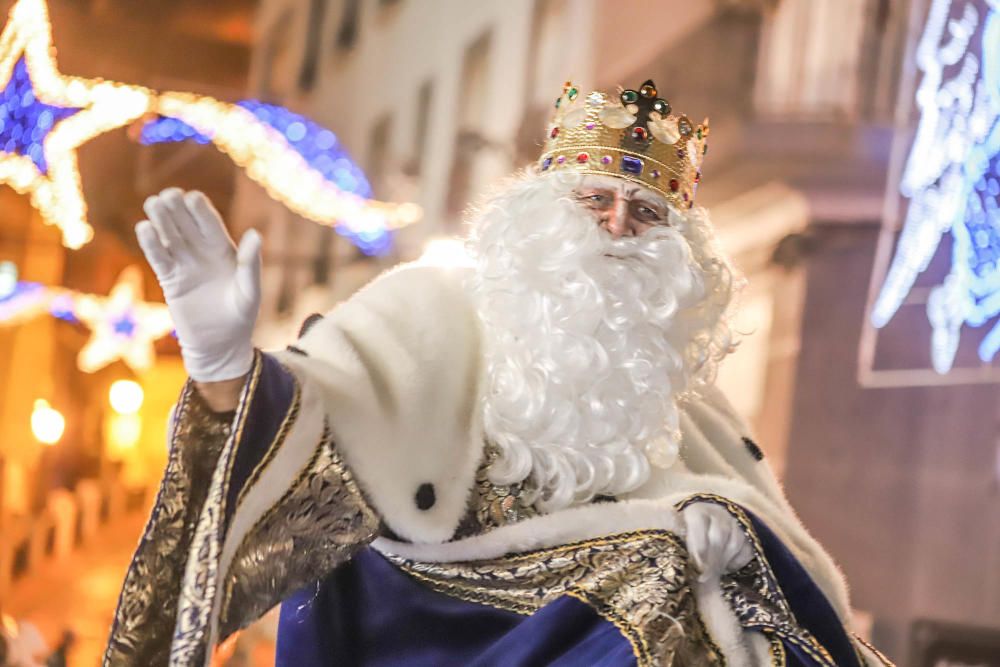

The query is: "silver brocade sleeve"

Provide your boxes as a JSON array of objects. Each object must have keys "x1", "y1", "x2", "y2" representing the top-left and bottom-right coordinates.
[{"x1": 104, "y1": 351, "x2": 381, "y2": 667}]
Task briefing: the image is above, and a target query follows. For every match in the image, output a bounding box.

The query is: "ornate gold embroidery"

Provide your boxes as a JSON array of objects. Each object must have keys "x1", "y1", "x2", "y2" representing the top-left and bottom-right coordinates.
[
  {"x1": 678, "y1": 494, "x2": 840, "y2": 667},
  {"x1": 853, "y1": 634, "x2": 896, "y2": 667},
  {"x1": 454, "y1": 444, "x2": 537, "y2": 539},
  {"x1": 219, "y1": 422, "x2": 380, "y2": 639},
  {"x1": 168, "y1": 356, "x2": 264, "y2": 667},
  {"x1": 768, "y1": 633, "x2": 787, "y2": 665},
  {"x1": 103, "y1": 381, "x2": 235, "y2": 666},
  {"x1": 386, "y1": 531, "x2": 725, "y2": 667}
]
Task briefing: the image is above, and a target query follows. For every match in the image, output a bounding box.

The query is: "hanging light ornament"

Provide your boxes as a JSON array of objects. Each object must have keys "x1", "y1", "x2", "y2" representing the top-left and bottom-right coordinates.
[
  {"x1": 0, "y1": 0, "x2": 152, "y2": 248},
  {"x1": 0, "y1": 0, "x2": 421, "y2": 253},
  {"x1": 72, "y1": 266, "x2": 173, "y2": 373}
]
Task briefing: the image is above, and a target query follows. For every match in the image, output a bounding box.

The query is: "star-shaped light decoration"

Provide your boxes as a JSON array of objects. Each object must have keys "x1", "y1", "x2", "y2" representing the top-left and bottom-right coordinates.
[
  {"x1": 73, "y1": 266, "x2": 173, "y2": 373},
  {"x1": 0, "y1": 0, "x2": 151, "y2": 248}
]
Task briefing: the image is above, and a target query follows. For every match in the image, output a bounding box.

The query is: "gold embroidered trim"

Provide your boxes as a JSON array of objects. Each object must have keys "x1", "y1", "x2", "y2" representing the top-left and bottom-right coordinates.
[
  {"x1": 169, "y1": 354, "x2": 265, "y2": 666},
  {"x1": 103, "y1": 373, "x2": 240, "y2": 666},
  {"x1": 218, "y1": 420, "x2": 380, "y2": 638},
  {"x1": 853, "y1": 634, "x2": 896, "y2": 667},
  {"x1": 455, "y1": 443, "x2": 537, "y2": 539},
  {"x1": 232, "y1": 378, "x2": 302, "y2": 514},
  {"x1": 768, "y1": 631, "x2": 787, "y2": 666},
  {"x1": 387, "y1": 531, "x2": 725, "y2": 667},
  {"x1": 676, "y1": 494, "x2": 839, "y2": 667}
]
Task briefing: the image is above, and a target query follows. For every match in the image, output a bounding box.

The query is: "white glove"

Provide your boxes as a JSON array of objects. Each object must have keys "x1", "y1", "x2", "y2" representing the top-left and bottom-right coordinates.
[
  {"x1": 681, "y1": 502, "x2": 754, "y2": 582},
  {"x1": 136, "y1": 188, "x2": 261, "y2": 382}
]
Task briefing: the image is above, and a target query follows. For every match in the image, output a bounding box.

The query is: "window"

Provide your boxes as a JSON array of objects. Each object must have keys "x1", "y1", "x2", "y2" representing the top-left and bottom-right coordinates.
[
  {"x1": 411, "y1": 80, "x2": 433, "y2": 176},
  {"x1": 754, "y1": 0, "x2": 869, "y2": 118},
  {"x1": 260, "y1": 9, "x2": 294, "y2": 100},
  {"x1": 445, "y1": 31, "x2": 492, "y2": 219},
  {"x1": 367, "y1": 114, "x2": 392, "y2": 197},
  {"x1": 312, "y1": 228, "x2": 336, "y2": 285},
  {"x1": 335, "y1": 0, "x2": 362, "y2": 51},
  {"x1": 298, "y1": 0, "x2": 328, "y2": 91}
]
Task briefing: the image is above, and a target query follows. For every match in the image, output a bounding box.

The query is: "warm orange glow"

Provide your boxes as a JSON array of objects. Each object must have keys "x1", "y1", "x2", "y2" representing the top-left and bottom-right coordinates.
[
  {"x1": 107, "y1": 413, "x2": 141, "y2": 453},
  {"x1": 0, "y1": 0, "x2": 421, "y2": 250},
  {"x1": 109, "y1": 379, "x2": 144, "y2": 415},
  {"x1": 30, "y1": 398, "x2": 64, "y2": 445}
]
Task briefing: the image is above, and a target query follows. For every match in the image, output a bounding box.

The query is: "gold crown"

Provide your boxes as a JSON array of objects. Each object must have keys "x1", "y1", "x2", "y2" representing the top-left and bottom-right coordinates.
[{"x1": 538, "y1": 80, "x2": 709, "y2": 208}]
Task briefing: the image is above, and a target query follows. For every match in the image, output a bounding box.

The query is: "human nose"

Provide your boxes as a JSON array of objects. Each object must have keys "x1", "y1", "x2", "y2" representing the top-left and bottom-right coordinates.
[{"x1": 601, "y1": 197, "x2": 631, "y2": 239}]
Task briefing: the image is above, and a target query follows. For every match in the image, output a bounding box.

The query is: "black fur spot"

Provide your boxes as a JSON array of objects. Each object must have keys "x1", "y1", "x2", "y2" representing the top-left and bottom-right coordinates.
[
  {"x1": 415, "y1": 483, "x2": 436, "y2": 510},
  {"x1": 286, "y1": 345, "x2": 309, "y2": 356},
  {"x1": 742, "y1": 437, "x2": 764, "y2": 461},
  {"x1": 299, "y1": 313, "x2": 324, "y2": 338}
]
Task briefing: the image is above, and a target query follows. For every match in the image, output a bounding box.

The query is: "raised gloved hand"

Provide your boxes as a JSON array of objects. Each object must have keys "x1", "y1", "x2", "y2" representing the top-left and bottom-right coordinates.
[
  {"x1": 136, "y1": 188, "x2": 261, "y2": 382},
  {"x1": 681, "y1": 502, "x2": 754, "y2": 582}
]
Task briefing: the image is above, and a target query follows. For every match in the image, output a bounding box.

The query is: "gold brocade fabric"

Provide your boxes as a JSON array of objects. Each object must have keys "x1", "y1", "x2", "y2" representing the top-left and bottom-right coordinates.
[
  {"x1": 218, "y1": 424, "x2": 380, "y2": 639},
  {"x1": 385, "y1": 531, "x2": 726, "y2": 667},
  {"x1": 103, "y1": 355, "x2": 380, "y2": 667},
  {"x1": 103, "y1": 382, "x2": 231, "y2": 666},
  {"x1": 103, "y1": 351, "x2": 873, "y2": 667},
  {"x1": 454, "y1": 444, "x2": 537, "y2": 538}
]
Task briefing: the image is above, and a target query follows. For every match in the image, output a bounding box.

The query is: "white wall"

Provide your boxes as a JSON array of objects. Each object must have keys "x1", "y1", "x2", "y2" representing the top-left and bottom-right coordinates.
[{"x1": 238, "y1": 0, "x2": 600, "y2": 329}]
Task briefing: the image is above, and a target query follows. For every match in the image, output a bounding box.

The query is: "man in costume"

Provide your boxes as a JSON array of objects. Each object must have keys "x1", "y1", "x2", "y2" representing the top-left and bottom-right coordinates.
[{"x1": 104, "y1": 81, "x2": 892, "y2": 666}]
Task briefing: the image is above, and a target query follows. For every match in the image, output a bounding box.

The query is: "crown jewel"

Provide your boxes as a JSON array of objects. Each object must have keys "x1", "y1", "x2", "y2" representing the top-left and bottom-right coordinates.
[{"x1": 539, "y1": 80, "x2": 709, "y2": 208}]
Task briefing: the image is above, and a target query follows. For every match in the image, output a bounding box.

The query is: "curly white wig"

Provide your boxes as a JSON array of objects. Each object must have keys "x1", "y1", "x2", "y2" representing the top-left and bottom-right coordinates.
[{"x1": 467, "y1": 169, "x2": 740, "y2": 512}]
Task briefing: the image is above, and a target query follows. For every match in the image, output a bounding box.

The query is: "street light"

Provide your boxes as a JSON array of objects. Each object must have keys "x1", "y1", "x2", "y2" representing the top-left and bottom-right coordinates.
[
  {"x1": 30, "y1": 399, "x2": 64, "y2": 445},
  {"x1": 108, "y1": 379, "x2": 143, "y2": 415}
]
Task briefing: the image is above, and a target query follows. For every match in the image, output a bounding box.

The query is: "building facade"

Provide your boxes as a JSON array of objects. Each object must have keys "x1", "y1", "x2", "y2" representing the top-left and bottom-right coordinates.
[{"x1": 241, "y1": 1, "x2": 1000, "y2": 662}]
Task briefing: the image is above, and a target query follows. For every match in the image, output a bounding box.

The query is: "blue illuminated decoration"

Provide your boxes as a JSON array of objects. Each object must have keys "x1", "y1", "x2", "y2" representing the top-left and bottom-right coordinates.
[
  {"x1": 48, "y1": 292, "x2": 78, "y2": 323},
  {"x1": 0, "y1": 57, "x2": 80, "y2": 173},
  {"x1": 140, "y1": 101, "x2": 393, "y2": 255},
  {"x1": 871, "y1": 0, "x2": 1000, "y2": 374},
  {"x1": 0, "y1": 279, "x2": 47, "y2": 323},
  {"x1": 139, "y1": 115, "x2": 211, "y2": 145},
  {"x1": 112, "y1": 311, "x2": 136, "y2": 337}
]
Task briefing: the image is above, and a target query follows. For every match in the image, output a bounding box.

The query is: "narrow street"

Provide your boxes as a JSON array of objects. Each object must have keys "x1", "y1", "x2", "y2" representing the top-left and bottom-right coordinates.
[{"x1": 4, "y1": 512, "x2": 146, "y2": 666}]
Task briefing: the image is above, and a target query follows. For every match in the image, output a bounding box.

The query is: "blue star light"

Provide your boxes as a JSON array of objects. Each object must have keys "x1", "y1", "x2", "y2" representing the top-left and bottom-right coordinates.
[
  {"x1": 140, "y1": 100, "x2": 394, "y2": 256},
  {"x1": 0, "y1": 57, "x2": 80, "y2": 173},
  {"x1": 112, "y1": 310, "x2": 136, "y2": 337}
]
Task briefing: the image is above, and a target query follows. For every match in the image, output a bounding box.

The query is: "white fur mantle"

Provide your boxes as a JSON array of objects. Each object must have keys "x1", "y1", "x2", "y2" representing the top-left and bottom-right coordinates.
[{"x1": 270, "y1": 262, "x2": 857, "y2": 663}]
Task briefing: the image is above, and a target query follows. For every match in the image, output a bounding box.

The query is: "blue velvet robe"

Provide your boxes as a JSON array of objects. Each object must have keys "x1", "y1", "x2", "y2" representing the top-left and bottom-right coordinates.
[{"x1": 105, "y1": 352, "x2": 891, "y2": 667}]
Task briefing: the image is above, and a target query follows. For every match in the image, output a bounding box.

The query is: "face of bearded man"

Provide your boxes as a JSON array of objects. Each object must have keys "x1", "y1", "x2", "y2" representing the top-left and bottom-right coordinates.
[{"x1": 467, "y1": 171, "x2": 738, "y2": 512}]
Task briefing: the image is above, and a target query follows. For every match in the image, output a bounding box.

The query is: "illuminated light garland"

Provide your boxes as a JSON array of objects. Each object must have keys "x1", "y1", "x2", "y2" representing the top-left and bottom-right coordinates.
[
  {"x1": 0, "y1": 264, "x2": 174, "y2": 372},
  {"x1": 148, "y1": 92, "x2": 418, "y2": 255},
  {"x1": 0, "y1": 0, "x2": 420, "y2": 252},
  {"x1": 0, "y1": 278, "x2": 47, "y2": 324},
  {"x1": 871, "y1": 0, "x2": 1000, "y2": 373},
  {"x1": 141, "y1": 101, "x2": 396, "y2": 255},
  {"x1": 72, "y1": 266, "x2": 173, "y2": 373},
  {"x1": 0, "y1": 0, "x2": 152, "y2": 248}
]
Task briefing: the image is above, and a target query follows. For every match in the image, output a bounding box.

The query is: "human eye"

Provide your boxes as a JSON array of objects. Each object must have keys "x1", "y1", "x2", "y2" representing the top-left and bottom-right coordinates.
[
  {"x1": 633, "y1": 202, "x2": 664, "y2": 222},
  {"x1": 575, "y1": 191, "x2": 611, "y2": 207}
]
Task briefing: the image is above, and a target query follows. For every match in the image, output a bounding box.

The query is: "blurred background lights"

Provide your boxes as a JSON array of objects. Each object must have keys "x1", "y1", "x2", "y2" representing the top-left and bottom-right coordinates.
[
  {"x1": 106, "y1": 413, "x2": 141, "y2": 453},
  {"x1": 30, "y1": 397, "x2": 63, "y2": 445},
  {"x1": 0, "y1": 260, "x2": 17, "y2": 297},
  {"x1": 108, "y1": 379, "x2": 143, "y2": 415}
]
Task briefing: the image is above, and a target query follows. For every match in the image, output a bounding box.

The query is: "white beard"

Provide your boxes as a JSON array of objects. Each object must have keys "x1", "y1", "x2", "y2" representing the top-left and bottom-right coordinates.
[{"x1": 467, "y1": 171, "x2": 736, "y2": 512}]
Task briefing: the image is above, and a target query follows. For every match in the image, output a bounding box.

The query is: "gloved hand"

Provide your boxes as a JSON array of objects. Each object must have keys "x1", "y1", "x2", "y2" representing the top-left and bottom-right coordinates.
[
  {"x1": 681, "y1": 502, "x2": 754, "y2": 582},
  {"x1": 136, "y1": 188, "x2": 261, "y2": 382}
]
